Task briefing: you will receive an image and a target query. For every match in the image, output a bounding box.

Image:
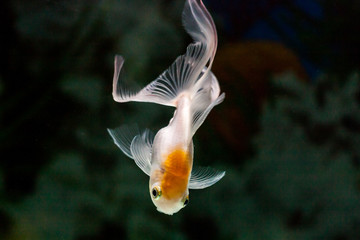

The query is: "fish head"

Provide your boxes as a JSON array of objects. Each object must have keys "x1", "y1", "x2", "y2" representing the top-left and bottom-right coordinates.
[
  {"x1": 149, "y1": 181, "x2": 189, "y2": 215},
  {"x1": 149, "y1": 160, "x2": 190, "y2": 215}
]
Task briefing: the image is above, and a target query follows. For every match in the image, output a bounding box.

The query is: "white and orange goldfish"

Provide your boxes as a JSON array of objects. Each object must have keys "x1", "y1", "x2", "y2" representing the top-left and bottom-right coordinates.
[{"x1": 108, "y1": 0, "x2": 225, "y2": 215}]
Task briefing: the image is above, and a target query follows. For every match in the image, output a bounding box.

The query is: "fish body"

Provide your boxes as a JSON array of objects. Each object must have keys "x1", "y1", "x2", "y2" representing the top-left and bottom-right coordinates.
[
  {"x1": 149, "y1": 96, "x2": 193, "y2": 214},
  {"x1": 108, "y1": 0, "x2": 225, "y2": 215}
]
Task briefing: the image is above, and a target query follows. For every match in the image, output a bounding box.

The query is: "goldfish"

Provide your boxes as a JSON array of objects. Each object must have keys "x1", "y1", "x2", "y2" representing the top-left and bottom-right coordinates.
[{"x1": 108, "y1": 0, "x2": 225, "y2": 215}]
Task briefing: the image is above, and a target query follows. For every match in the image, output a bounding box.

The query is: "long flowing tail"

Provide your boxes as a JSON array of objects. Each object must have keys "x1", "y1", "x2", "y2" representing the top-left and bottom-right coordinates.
[{"x1": 112, "y1": 0, "x2": 224, "y2": 135}]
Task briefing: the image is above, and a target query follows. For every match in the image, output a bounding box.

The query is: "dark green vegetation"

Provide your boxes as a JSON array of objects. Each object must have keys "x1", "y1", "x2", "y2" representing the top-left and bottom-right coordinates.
[{"x1": 1, "y1": 0, "x2": 359, "y2": 239}]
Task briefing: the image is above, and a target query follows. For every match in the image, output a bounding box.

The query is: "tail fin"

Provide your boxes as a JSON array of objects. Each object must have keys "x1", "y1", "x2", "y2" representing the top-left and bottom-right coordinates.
[{"x1": 112, "y1": 0, "x2": 220, "y2": 108}]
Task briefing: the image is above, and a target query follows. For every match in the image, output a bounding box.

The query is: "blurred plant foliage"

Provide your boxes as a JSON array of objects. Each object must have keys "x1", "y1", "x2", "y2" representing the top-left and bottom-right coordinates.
[
  {"x1": 1, "y1": 0, "x2": 360, "y2": 239},
  {"x1": 246, "y1": 72, "x2": 360, "y2": 239},
  {"x1": 3, "y1": 67, "x2": 360, "y2": 239},
  {"x1": 1, "y1": 0, "x2": 184, "y2": 201}
]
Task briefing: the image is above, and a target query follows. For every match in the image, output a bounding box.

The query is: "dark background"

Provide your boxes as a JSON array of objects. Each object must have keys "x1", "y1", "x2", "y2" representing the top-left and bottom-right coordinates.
[{"x1": 1, "y1": 0, "x2": 360, "y2": 239}]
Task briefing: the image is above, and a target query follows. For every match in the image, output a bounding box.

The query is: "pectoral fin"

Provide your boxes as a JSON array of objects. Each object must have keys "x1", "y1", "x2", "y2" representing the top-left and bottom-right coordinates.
[
  {"x1": 189, "y1": 166, "x2": 225, "y2": 189},
  {"x1": 108, "y1": 125, "x2": 153, "y2": 176},
  {"x1": 130, "y1": 130, "x2": 153, "y2": 176},
  {"x1": 107, "y1": 125, "x2": 140, "y2": 159}
]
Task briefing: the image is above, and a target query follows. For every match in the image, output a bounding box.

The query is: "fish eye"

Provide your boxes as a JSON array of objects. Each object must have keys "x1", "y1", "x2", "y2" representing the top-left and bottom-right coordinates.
[
  {"x1": 152, "y1": 186, "x2": 162, "y2": 200},
  {"x1": 183, "y1": 195, "x2": 189, "y2": 207}
]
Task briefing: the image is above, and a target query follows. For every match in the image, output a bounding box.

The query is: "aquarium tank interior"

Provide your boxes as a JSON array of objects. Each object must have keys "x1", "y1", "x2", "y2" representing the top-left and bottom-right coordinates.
[{"x1": 1, "y1": 0, "x2": 359, "y2": 239}]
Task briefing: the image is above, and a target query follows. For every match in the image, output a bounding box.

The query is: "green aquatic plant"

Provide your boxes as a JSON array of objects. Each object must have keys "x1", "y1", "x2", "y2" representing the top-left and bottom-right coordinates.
[
  {"x1": 246, "y1": 72, "x2": 360, "y2": 239},
  {"x1": 2, "y1": 0, "x2": 360, "y2": 238},
  {"x1": 4, "y1": 72, "x2": 359, "y2": 240}
]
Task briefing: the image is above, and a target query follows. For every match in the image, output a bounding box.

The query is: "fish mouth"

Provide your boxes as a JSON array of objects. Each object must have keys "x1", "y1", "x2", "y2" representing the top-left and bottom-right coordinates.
[
  {"x1": 154, "y1": 198, "x2": 184, "y2": 215},
  {"x1": 156, "y1": 206, "x2": 181, "y2": 215}
]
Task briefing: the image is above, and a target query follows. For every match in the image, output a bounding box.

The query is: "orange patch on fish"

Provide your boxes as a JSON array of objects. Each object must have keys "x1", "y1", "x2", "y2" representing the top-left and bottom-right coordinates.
[{"x1": 161, "y1": 148, "x2": 191, "y2": 199}]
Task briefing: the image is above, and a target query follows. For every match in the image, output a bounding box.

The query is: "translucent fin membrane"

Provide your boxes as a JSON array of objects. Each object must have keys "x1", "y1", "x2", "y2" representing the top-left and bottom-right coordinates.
[
  {"x1": 107, "y1": 125, "x2": 140, "y2": 159},
  {"x1": 112, "y1": 55, "x2": 141, "y2": 103},
  {"x1": 108, "y1": 125, "x2": 153, "y2": 176},
  {"x1": 191, "y1": 93, "x2": 225, "y2": 136},
  {"x1": 182, "y1": 0, "x2": 218, "y2": 87},
  {"x1": 111, "y1": 0, "x2": 219, "y2": 108},
  {"x1": 130, "y1": 130, "x2": 153, "y2": 175},
  {"x1": 112, "y1": 42, "x2": 207, "y2": 107},
  {"x1": 139, "y1": 42, "x2": 206, "y2": 105},
  {"x1": 189, "y1": 166, "x2": 226, "y2": 189}
]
